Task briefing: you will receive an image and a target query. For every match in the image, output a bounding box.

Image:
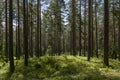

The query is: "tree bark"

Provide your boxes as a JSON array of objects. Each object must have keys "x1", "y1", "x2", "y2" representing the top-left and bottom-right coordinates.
[
  {"x1": 36, "y1": 0, "x2": 40, "y2": 57},
  {"x1": 17, "y1": 0, "x2": 21, "y2": 59},
  {"x1": 95, "y1": 0, "x2": 99, "y2": 58},
  {"x1": 23, "y1": 0, "x2": 28, "y2": 66},
  {"x1": 5, "y1": 0, "x2": 8, "y2": 62},
  {"x1": 84, "y1": 0, "x2": 87, "y2": 56},
  {"x1": 79, "y1": 0, "x2": 82, "y2": 56},
  {"x1": 88, "y1": 0, "x2": 92, "y2": 61},
  {"x1": 104, "y1": 0, "x2": 109, "y2": 66},
  {"x1": 9, "y1": 0, "x2": 14, "y2": 72},
  {"x1": 71, "y1": 0, "x2": 76, "y2": 56},
  {"x1": 118, "y1": 0, "x2": 120, "y2": 61}
]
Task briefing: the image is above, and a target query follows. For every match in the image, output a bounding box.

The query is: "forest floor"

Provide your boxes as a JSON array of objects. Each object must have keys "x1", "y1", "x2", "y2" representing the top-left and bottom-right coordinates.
[{"x1": 0, "y1": 55, "x2": 120, "y2": 80}]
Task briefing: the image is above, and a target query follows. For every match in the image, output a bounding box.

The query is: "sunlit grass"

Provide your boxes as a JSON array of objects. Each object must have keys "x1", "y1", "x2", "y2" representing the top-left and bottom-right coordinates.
[{"x1": 0, "y1": 55, "x2": 120, "y2": 80}]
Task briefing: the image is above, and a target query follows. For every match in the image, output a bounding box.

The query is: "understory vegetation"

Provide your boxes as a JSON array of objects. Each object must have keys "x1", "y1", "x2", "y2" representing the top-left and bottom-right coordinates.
[{"x1": 0, "y1": 55, "x2": 120, "y2": 80}]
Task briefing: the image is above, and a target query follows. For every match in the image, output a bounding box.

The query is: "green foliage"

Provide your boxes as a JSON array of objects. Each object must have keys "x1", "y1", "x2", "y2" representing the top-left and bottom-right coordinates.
[
  {"x1": 46, "y1": 46, "x2": 53, "y2": 56},
  {"x1": 0, "y1": 56, "x2": 120, "y2": 80}
]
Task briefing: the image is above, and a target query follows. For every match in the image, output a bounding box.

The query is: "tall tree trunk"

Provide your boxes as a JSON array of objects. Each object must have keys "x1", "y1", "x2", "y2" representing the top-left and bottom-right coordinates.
[
  {"x1": 56, "y1": 1, "x2": 62, "y2": 55},
  {"x1": 23, "y1": 0, "x2": 28, "y2": 66},
  {"x1": 39, "y1": 0, "x2": 42, "y2": 56},
  {"x1": 104, "y1": 0, "x2": 109, "y2": 66},
  {"x1": 5, "y1": 0, "x2": 8, "y2": 62},
  {"x1": 91, "y1": 0, "x2": 94, "y2": 57},
  {"x1": 95, "y1": 0, "x2": 99, "y2": 58},
  {"x1": 27, "y1": 0, "x2": 30, "y2": 57},
  {"x1": 79, "y1": 0, "x2": 82, "y2": 56},
  {"x1": 30, "y1": 14, "x2": 33, "y2": 57},
  {"x1": 84, "y1": 0, "x2": 87, "y2": 56},
  {"x1": 17, "y1": 0, "x2": 21, "y2": 59},
  {"x1": 16, "y1": 22, "x2": 18, "y2": 59},
  {"x1": 118, "y1": 0, "x2": 120, "y2": 61},
  {"x1": 88, "y1": 0, "x2": 92, "y2": 61},
  {"x1": 36, "y1": 0, "x2": 40, "y2": 57},
  {"x1": 9, "y1": 0, "x2": 14, "y2": 72},
  {"x1": 71, "y1": 0, "x2": 76, "y2": 55},
  {"x1": 30, "y1": 2, "x2": 33, "y2": 57},
  {"x1": 112, "y1": 0, "x2": 117, "y2": 59}
]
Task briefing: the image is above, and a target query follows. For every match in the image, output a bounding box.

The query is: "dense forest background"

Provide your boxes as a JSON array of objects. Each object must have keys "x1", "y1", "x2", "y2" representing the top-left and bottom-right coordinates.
[{"x1": 0, "y1": 0, "x2": 120, "y2": 80}]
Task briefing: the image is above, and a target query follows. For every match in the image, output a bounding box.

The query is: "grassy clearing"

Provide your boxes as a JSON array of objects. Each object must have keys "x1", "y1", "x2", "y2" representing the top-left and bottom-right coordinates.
[{"x1": 0, "y1": 55, "x2": 120, "y2": 80}]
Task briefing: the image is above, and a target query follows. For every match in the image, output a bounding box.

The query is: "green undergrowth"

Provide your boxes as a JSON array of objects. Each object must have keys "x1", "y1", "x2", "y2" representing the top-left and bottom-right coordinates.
[{"x1": 0, "y1": 55, "x2": 120, "y2": 80}]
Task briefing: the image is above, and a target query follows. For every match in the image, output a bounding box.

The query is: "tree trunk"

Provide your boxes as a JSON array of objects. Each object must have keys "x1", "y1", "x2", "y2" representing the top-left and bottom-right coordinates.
[
  {"x1": 39, "y1": 0, "x2": 42, "y2": 56},
  {"x1": 36, "y1": 0, "x2": 40, "y2": 57},
  {"x1": 9, "y1": 0, "x2": 14, "y2": 72},
  {"x1": 91, "y1": 0, "x2": 94, "y2": 57},
  {"x1": 88, "y1": 0, "x2": 92, "y2": 61},
  {"x1": 118, "y1": 0, "x2": 120, "y2": 61},
  {"x1": 5, "y1": 0, "x2": 8, "y2": 62},
  {"x1": 23, "y1": 0, "x2": 28, "y2": 66},
  {"x1": 30, "y1": 4, "x2": 33, "y2": 57},
  {"x1": 17, "y1": 0, "x2": 21, "y2": 59},
  {"x1": 84, "y1": 0, "x2": 87, "y2": 56},
  {"x1": 71, "y1": 0, "x2": 76, "y2": 56},
  {"x1": 79, "y1": 0, "x2": 82, "y2": 56},
  {"x1": 104, "y1": 0, "x2": 109, "y2": 66},
  {"x1": 95, "y1": 0, "x2": 99, "y2": 58},
  {"x1": 112, "y1": 0, "x2": 117, "y2": 59}
]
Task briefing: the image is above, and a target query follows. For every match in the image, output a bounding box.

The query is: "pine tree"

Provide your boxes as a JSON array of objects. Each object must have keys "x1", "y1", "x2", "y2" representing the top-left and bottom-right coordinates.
[
  {"x1": 9, "y1": 0, "x2": 14, "y2": 72},
  {"x1": 104, "y1": 0, "x2": 109, "y2": 66}
]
